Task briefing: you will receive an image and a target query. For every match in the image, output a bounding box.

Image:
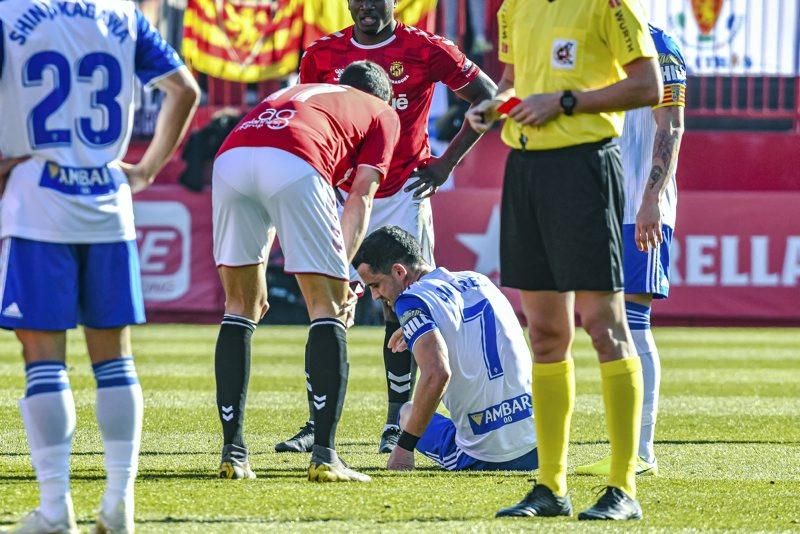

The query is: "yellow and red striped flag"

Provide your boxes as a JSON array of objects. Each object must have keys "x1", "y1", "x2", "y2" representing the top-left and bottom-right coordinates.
[
  {"x1": 183, "y1": 0, "x2": 305, "y2": 83},
  {"x1": 183, "y1": 0, "x2": 439, "y2": 82},
  {"x1": 396, "y1": 0, "x2": 438, "y2": 31},
  {"x1": 303, "y1": 0, "x2": 438, "y2": 46}
]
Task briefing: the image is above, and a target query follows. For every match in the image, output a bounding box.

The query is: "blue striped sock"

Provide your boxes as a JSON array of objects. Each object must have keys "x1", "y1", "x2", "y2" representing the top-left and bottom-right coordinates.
[
  {"x1": 625, "y1": 301, "x2": 651, "y2": 331},
  {"x1": 25, "y1": 361, "x2": 70, "y2": 397},
  {"x1": 93, "y1": 357, "x2": 139, "y2": 389},
  {"x1": 626, "y1": 301, "x2": 659, "y2": 463}
]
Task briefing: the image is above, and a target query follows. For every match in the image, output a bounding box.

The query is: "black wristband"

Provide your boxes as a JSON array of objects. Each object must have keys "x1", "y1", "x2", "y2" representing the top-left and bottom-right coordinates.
[{"x1": 397, "y1": 430, "x2": 420, "y2": 452}]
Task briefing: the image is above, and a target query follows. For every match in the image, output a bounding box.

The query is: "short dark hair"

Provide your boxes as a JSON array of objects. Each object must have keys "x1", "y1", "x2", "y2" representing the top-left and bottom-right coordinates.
[
  {"x1": 353, "y1": 225, "x2": 426, "y2": 274},
  {"x1": 340, "y1": 60, "x2": 393, "y2": 103}
]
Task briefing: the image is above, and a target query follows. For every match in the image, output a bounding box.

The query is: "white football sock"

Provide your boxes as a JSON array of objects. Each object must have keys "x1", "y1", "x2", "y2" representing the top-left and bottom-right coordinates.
[
  {"x1": 631, "y1": 328, "x2": 660, "y2": 463},
  {"x1": 94, "y1": 357, "x2": 143, "y2": 516},
  {"x1": 20, "y1": 389, "x2": 76, "y2": 524}
]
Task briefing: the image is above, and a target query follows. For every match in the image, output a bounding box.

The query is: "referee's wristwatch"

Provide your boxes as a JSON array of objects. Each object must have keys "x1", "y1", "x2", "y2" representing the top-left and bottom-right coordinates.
[{"x1": 560, "y1": 90, "x2": 577, "y2": 116}]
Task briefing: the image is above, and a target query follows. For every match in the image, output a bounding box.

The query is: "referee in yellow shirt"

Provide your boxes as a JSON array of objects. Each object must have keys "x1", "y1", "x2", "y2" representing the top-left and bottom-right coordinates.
[{"x1": 467, "y1": 0, "x2": 662, "y2": 521}]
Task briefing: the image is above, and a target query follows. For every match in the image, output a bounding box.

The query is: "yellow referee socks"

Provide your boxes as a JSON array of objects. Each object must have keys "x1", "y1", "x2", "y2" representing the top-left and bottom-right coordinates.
[
  {"x1": 600, "y1": 357, "x2": 644, "y2": 498},
  {"x1": 533, "y1": 359, "x2": 575, "y2": 497}
]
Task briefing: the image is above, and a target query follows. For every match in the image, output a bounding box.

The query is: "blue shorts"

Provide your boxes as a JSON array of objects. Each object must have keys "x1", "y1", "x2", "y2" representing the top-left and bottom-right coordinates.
[
  {"x1": 622, "y1": 224, "x2": 673, "y2": 299},
  {"x1": 0, "y1": 237, "x2": 145, "y2": 330},
  {"x1": 416, "y1": 413, "x2": 538, "y2": 471}
]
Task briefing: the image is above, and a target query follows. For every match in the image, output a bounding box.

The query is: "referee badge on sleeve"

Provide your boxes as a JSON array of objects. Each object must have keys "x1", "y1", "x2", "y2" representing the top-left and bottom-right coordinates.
[{"x1": 552, "y1": 39, "x2": 578, "y2": 70}]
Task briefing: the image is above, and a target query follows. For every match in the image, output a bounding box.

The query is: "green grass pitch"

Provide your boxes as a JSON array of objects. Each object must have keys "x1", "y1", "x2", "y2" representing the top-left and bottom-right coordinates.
[{"x1": 1, "y1": 325, "x2": 799, "y2": 532}]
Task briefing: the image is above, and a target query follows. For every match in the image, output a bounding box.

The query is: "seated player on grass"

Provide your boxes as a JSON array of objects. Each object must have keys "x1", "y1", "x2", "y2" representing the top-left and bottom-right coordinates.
[{"x1": 354, "y1": 226, "x2": 538, "y2": 471}]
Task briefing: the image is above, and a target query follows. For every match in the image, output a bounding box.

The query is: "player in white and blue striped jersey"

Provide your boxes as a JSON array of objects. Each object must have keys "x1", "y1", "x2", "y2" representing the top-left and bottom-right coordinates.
[
  {"x1": 576, "y1": 24, "x2": 686, "y2": 479},
  {"x1": 0, "y1": 1, "x2": 199, "y2": 531},
  {"x1": 354, "y1": 226, "x2": 537, "y2": 472}
]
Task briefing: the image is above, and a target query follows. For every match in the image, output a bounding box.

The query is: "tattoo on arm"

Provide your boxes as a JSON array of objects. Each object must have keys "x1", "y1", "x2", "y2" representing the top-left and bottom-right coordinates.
[
  {"x1": 647, "y1": 164, "x2": 665, "y2": 191},
  {"x1": 647, "y1": 125, "x2": 681, "y2": 194}
]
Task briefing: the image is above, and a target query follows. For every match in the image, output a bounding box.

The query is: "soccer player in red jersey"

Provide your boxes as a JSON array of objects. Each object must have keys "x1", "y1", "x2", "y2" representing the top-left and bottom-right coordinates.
[
  {"x1": 276, "y1": 0, "x2": 498, "y2": 454},
  {"x1": 213, "y1": 61, "x2": 400, "y2": 482}
]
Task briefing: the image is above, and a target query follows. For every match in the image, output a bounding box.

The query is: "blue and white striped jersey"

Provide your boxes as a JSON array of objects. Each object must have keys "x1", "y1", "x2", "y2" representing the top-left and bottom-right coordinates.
[
  {"x1": 0, "y1": 0, "x2": 182, "y2": 242},
  {"x1": 619, "y1": 25, "x2": 686, "y2": 228},
  {"x1": 395, "y1": 267, "x2": 537, "y2": 463}
]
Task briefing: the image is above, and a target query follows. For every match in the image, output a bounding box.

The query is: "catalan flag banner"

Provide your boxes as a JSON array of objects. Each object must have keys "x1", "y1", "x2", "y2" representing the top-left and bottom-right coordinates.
[
  {"x1": 183, "y1": 0, "x2": 305, "y2": 83},
  {"x1": 301, "y1": 0, "x2": 351, "y2": 46},
  {"x1": 302, "y1": 0, "x2": 438, "y2": 47},
  {"x1": 395, "y1": 0, "x2": 438, "y2": 30}
]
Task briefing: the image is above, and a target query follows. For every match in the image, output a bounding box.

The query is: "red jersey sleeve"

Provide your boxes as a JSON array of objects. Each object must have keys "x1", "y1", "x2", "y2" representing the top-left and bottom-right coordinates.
[
  {"x1": 355, "y1": 107, "x2": 401, "y2": 178},
  {"x1": 427, "y1": 37, "x2": 480, "y2": 91},
  {"x1": 299, "y1": 49, "x2": 320, "y2": 83}
]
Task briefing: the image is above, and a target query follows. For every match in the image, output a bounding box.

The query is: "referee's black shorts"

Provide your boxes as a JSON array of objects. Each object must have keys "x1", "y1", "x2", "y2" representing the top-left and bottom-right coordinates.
[{"x1": 500, "y1": 139, "x2": 625, "y2": 292}]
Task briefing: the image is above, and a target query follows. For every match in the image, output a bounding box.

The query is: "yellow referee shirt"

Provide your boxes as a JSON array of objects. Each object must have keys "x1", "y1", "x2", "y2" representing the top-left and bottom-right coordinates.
[{"x1": 498, "y1": 0, "x2": 656, "y2": 150}]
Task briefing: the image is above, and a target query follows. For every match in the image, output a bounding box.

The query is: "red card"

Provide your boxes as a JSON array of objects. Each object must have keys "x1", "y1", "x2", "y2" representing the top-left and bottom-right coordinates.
[{"x1": 497, "y1": 97, "x2": 522, "y2": 114}]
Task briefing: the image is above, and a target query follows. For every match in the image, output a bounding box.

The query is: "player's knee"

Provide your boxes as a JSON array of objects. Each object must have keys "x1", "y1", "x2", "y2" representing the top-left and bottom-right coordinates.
[
  {"x1": 398, "y1": 402, "x2": 413, "y2": 430},
  {"x1": 581, "y1": 315, "x2": 619, "y2": 356},
  {"x1": 224, "y1": 291, "x2": 268, "y2": 323},
  {"x1": 527, "y1": 321, "x2": 571, "y2": 358}
]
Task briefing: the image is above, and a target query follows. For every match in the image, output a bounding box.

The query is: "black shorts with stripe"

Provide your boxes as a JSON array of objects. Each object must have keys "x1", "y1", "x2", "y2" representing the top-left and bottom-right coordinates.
[{"x1": 499, "y1": 139, "x2": 625, "y2": 292}]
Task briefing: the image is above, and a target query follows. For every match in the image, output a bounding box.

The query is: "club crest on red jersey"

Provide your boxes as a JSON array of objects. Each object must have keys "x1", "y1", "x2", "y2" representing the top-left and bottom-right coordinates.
[
  {"x1": 390, "y1": 61, "x2": 404, "y2": 78},
  {"x1": 388, "y1": 61, "x2": 410, "y2": 85}
]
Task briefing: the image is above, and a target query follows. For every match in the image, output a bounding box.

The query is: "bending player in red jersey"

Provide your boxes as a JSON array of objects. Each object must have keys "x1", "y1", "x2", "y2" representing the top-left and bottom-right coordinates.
[
  {"x1": 276, "y1": 0, "x2": 498, "y2": 454},
  {"x1": 213, "y1": 61, "x2": 400, "y2": 482}
]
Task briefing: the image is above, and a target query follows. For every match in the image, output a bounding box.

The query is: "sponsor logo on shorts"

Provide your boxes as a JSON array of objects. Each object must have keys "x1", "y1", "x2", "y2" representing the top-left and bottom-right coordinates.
[
  {"x1": 2, "y1": 302, "x2": 23, "y2": 319},
  {"x1": 467, "y1": 393, "x2": 532, "y2": 435},
  {"x1": 39, "y1": 163, "x2": 117, "y2": 196},
  {"x1": 134, "y1": 202, "x2": 192, "y2": 302},
  {"x1": 551, "y1": 39, "x2": 577, "y2": 69}
]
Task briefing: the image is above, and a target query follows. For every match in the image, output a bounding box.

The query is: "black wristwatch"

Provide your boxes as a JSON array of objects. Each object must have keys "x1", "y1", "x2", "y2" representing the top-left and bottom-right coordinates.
[{"x1": 560, "y1": 90, "x2": 577, "y2": 116}]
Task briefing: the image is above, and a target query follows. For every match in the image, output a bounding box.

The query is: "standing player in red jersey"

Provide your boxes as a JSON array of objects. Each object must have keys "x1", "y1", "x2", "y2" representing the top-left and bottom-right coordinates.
[
  {"x1": 212, "y1": 61, "x2": 400, "y2": 482},
  {"x1": 275, "y1": 0, "x2": 498, "y2": 454}
]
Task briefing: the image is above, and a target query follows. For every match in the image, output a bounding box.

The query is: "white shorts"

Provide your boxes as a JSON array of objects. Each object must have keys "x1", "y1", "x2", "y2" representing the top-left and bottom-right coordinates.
[
  {"x1": 213, "y1": 147, "x2": 349, "y2": 280},
  {"x1": 340, "y1": 183, "x2": 435, "y2": 272}
]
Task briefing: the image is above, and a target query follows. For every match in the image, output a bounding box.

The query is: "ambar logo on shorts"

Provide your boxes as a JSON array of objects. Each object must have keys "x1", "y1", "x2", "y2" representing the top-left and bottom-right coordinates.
[{"x1": 134, "y1": 201, "x2": 192, "y2": 302}]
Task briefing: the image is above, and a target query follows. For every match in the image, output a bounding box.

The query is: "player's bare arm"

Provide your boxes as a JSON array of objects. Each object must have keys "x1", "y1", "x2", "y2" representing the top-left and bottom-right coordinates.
[
  {"x1": 387, "y1": 329, "x2": 450, "y2": 471},
  {"x1": 505, "y1": 57, "x2": 662, "y2": 128},
  {"x1": 636, "y1": 104, "x2": 685, "y2": 252},
  {"x1": 340, "y1": 165, "x2": 382, "y2": 261},
  {"x1": 120, "y1": 67, "x2": 200, "y2": 193},
  {"x1": 567, "y1": 57, "x2": 663, "y2": 117},
  {"x1": 466, "y1": 64, "x2": 516, "y2": 134},
  {"x1": 405, "y1": 72, "x2": 497, "y2": 199}
]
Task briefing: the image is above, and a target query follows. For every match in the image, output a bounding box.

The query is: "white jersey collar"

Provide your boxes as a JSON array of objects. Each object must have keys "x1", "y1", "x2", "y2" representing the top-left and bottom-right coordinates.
[{"x1": 350, "y1": 28, "x2": 398, "y2": 49}]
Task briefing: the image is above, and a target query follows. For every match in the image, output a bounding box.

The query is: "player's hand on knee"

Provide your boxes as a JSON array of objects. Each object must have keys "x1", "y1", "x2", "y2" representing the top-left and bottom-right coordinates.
[
  {"x1": 0, "y1": 156, "x2": 30, "y2": 197},
  {"x1": 343, "y1": 287, "x2": 359, "y2": 329},
  {"x1": 404, "y1": 157, "x2": 450, "y2": 199},
  {"x1": 387, "y1": 327, "x2": 408, "y2": 353},
  {"x1": 387, "y1": 446, "x2": 415, "y2": 471}
]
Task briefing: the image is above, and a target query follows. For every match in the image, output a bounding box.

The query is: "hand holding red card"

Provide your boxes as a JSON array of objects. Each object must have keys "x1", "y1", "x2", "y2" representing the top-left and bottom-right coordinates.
[{"x1": 497, "y1": 97, "x2": 522, "y2": 115}]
